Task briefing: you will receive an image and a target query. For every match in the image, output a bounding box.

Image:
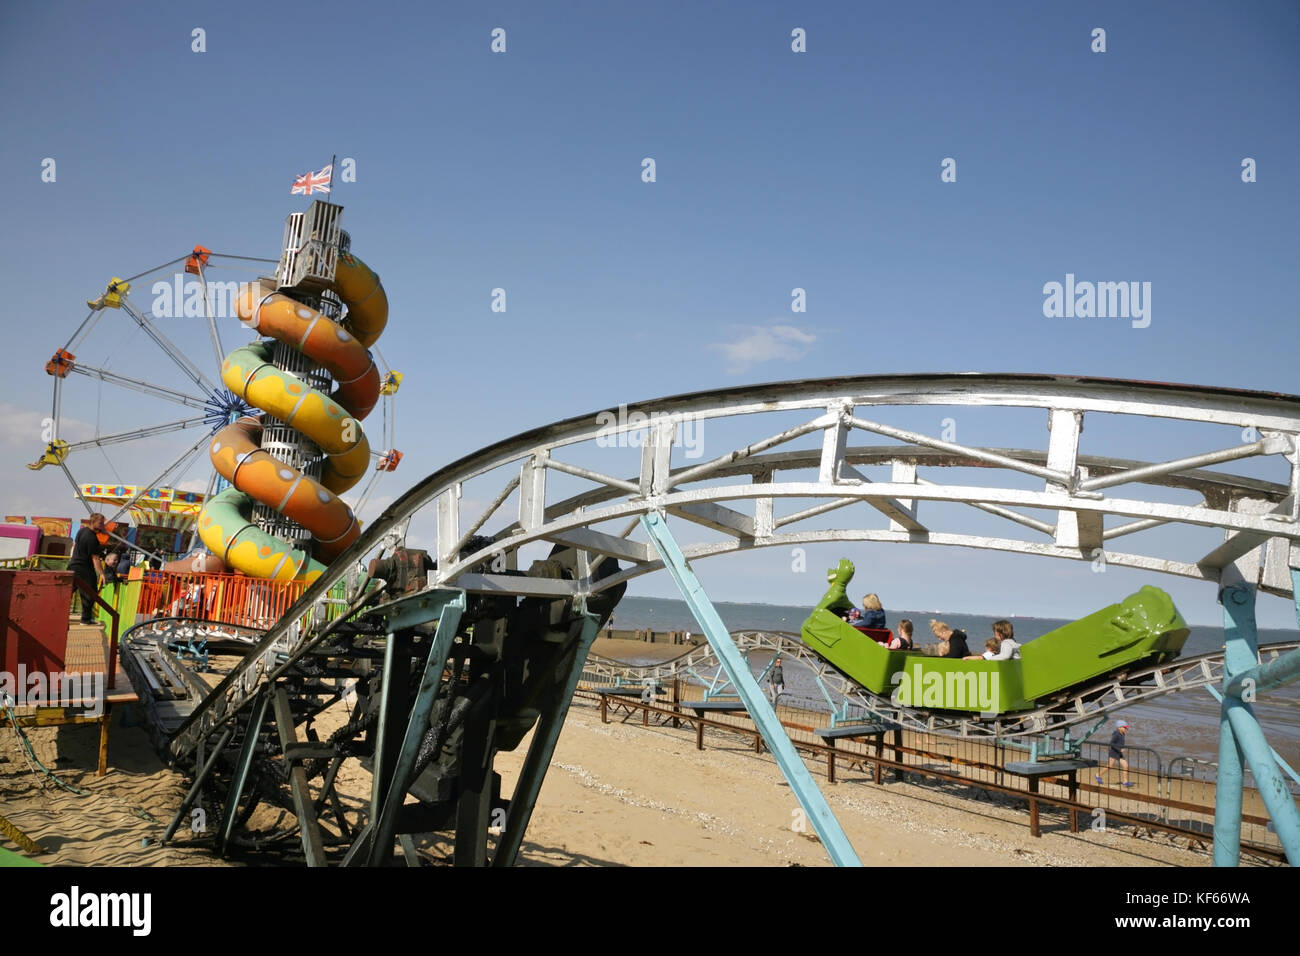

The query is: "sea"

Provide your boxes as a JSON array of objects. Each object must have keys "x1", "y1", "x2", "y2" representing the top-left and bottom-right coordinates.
[{"x1": 607, "y1": 595, "x2": 1300, "y2": 773}]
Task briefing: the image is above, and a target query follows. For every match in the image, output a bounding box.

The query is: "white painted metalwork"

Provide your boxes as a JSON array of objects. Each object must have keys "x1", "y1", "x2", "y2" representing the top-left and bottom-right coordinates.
[
  {"x1": 171, "y1": 374, "x2": 1300, "y2": 758},
  {"x1": 420, "y1": 374, "x2": 1300, "y2": 599}
]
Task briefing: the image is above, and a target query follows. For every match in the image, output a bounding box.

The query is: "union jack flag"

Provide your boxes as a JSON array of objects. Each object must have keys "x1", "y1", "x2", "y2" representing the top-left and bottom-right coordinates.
[{"x1": 291, "y1": 164, "x2": 332, "y2": 195}]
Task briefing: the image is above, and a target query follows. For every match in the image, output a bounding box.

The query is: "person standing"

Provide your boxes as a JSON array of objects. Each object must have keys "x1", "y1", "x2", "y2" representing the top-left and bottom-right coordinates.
[
  {"x1": 68, "y1": 513, "x2": 108, "y2": 625},
  {"x1": 768, "y1": 656, "x2": 785, "y2": 705},
  {"x1": 1096, "y1": 720, "x2": 1135, "y2": 787}
]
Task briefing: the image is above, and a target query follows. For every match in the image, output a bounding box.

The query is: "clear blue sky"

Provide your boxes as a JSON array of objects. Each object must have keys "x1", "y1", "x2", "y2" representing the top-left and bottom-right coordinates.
[{"x1": 1, "y1": 1, "x2": 1297, "y2": 625}]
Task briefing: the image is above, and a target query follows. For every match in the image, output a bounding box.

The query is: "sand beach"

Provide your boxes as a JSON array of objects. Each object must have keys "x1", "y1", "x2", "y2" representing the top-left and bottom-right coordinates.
[{"x1": 0, "y1": 677, "x2": 1245, "y2": 867}]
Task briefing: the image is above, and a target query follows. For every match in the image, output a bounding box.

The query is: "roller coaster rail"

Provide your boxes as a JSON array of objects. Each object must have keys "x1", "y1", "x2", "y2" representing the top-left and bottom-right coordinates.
[
  {"x1": 171, "y1": 372, "x2": 1300, "y2": 759},
  {"x1": 580, "y1": 633, "x2": 1300, "y2": 743},
  {"x1": 160, "y1": 373, "x2": 1300, "y2": 866}
]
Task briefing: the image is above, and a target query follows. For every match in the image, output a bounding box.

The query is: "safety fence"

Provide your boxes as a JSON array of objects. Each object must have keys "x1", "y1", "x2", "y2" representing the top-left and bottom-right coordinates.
[
  {"x1": 570, "y1": 682, "x2": 1287, "y2": 863},
  {"x1": 131, "y1": 571, "x2": 347, "y2": 630},
  {"x1": 135, "y1": 570, "x2": 310, "y2": 629}
]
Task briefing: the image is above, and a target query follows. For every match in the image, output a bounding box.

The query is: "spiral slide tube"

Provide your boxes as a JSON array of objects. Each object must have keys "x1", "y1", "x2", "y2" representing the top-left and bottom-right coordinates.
[{"x1": 197, "y1": 252, "x2": 388, "y2": 581}]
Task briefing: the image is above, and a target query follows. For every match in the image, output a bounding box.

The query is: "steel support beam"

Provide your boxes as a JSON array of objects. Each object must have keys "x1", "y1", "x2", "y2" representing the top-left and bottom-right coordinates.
[
  {"x1": 492, "y1": 613, "x2": 599, "y2": 867},
  {"x1": 1079, "y1": 437, "x2": 1282, "y2": 492},
  {"x1": 367, "y1": 631, "x2": 414, "y2": 860},
  {"x1": 1223, "y1": 696, "x2": 1300, "y2": 864},
  {"x1": 273, "y1": 687, "x2": 326, "y2": 867},
  {"x1": 640, "y1": 510, "x2": 861, "y2": 867},
  {"x1": 217, "y1": 690, "x2": 270, "y2": 856},
  {"x1": 1212, "y1": 567, "x2": 1300, "y2": 866},
  {"x1": 454, "y1": 687, "x2": 499, "y2": 867},
  {"x1": 161, "y1": 728, "x2": 233, "y2": 844},
  {"x1": 367, "y1": 592, "x2": 465, "y2": 864}
]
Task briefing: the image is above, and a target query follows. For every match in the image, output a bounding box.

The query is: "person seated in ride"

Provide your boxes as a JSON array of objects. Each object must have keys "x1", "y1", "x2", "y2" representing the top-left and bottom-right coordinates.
[
  {"x1": 887, "y1": 617, "x2": 914, "y2": 650},
  {"x1": 929, "y1": 620, "x2": 970, "y2": 658},
  {"x1": 986, "y1": 619, "x2": 1021, "y2": 659},
  {"x1": 965, "y1": 636, "x2": 1001, "y2": 660},
  {"x1": 846, "y1": 607, "x2": 863, "y2": 624},
  {"x1": 860, "y1": 593, "x2": 886, "y2": 629}
]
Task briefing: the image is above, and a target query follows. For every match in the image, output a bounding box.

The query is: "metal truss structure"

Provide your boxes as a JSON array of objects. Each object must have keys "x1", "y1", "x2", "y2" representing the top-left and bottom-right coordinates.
[
  {"x1": 151, "y1": 374, "x2": 1300, "y2": 866},
  {"x1": 581, "y1": 631, "x2": 1300, "y2": 741}
]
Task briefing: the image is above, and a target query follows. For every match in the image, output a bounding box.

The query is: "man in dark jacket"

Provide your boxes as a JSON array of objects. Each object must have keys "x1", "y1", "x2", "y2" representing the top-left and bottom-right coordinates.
[{"x1": 68, "y1": 513, "x2": 107, "y2": 624}]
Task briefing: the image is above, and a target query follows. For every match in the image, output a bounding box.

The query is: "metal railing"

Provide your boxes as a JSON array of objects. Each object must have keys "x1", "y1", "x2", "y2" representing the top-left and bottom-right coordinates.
[
  {"x1": 136, "y1": 569, "x2": 310, "y2": 630},
  {"x1": 568, "y1": 686, "x2": 1287, "y2": 861}
]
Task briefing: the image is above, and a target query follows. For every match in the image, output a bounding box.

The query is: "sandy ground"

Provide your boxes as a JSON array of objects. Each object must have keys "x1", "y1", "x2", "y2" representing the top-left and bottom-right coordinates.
[
  {"x1": 467, "y1": 698, "x2": 1221, "y2": 867},
  {"x1": 0, "y1": 711, "x2": 227, "y2": 866},
  {"x1": 0, "y1": 683, "x2": 1252, "y2": 868}
]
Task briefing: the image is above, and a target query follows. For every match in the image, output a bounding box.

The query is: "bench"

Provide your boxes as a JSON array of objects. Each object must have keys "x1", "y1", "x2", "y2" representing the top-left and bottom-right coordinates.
[
  {"x1": 677, "y1": 699, "x2": 755, "y2": 750},
  {"x1": 1005, "y1": 758, "x2": 1098, "y2": 836},
  {"x1": 814, "y1": 721, "x2": 903, "y2": 784},
  {"x1": 594, "y1": 685, "x2": 664, "y2": 726}
]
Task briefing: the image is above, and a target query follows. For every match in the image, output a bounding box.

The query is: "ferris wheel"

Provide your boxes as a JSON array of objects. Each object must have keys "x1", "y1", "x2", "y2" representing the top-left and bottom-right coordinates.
[{"x1": 33, "y1": 206, "x2": 403, "y2": 577}]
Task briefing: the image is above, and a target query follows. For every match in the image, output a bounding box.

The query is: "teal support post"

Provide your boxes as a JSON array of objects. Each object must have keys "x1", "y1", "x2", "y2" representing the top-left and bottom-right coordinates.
[
  {"x1": 1224, "y1": 647, "x2": 1300, "y2": 698},
  {"x1": 1224, "y1": 697, "x2": 1300, "y2": 862},
  {"x1": 1214, "y1": 577, "x2": 1257, "y2": 866},
  {"x1": 493, "y1": 612, "x2": 600, "y2": 867},
  {"x1": 1213, "y1": 707, "x2": 1245, "y2": 867},
  {"x1": 368, "y1": 591, "x2": 465, "y2": 864},
  {"x1": 1213, "y1": 570, "x2": 1300, "y2": 865},
  {"x1": 640, "y1": 511, "x2": 861, "y2": 867},
  {"x1": 1204, "y1": 685, "x2": 1300, "y2": 786}
]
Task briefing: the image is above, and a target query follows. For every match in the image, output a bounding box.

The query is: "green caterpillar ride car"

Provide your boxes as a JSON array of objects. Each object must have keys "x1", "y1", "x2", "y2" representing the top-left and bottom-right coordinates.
[{"x1": 799, "y1": 559, "x2": 1190, "y2": 715}]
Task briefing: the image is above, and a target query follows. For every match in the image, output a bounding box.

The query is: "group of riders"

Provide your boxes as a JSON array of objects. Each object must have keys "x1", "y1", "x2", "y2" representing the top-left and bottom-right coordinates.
[{"x1": 836, "y1": 593, "x2": 1022, "y2": 661}]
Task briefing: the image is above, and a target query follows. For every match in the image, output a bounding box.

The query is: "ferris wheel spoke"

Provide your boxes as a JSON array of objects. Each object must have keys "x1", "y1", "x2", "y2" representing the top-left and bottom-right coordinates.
[
  {"x1": 194, "y1": 263, "x2": 227, "y2": 379},
  {"x1": 54, "y1": 460, "x2": 151, "y2": 557},
  {"x1": 65, "y1": 416, "x2": 210, "y2": 452},
  {"x1": 118, "y1": 299, "x2": 219, "y2": 395},
  {"x1": 51, "y1": 376, "x2": 63, "y2": 434},
  {"x1": 59, "y1": 432, "x2": 208, "y2": 556},
  {"x1": 350, "y1": 470, "x2": 382, "y2": 520},
  {"x1": 63, "y1": 308, "x2": 108, "y2": 354},
  {"x1": 67, "y1": 363, "x2": 212, "y2": 411},
  {"x1": 115, "y1": 255, "x2": 191, "y2": 287},
  {"x1": 97, "y1": 431, "x2": 209, "y2": 527},
  {"x1": 208, "y1": 253, "x2": 279, "y2": 266}
]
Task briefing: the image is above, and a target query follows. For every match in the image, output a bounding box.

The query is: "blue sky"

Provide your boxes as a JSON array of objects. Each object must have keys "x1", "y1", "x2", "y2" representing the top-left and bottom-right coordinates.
[{"x1": 1, "y1": 1, "x2": 1297, "y2": 626}]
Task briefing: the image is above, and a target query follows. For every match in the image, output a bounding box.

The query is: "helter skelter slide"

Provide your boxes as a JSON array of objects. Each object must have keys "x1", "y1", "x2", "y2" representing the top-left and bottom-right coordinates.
[{"x1": 197, "y1": 202, "x2": 398, "y2": 582}]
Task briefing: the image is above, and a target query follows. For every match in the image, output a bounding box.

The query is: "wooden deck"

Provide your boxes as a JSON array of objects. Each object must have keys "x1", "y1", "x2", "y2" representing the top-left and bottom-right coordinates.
[{"x1": 8, "y1": 616, "x2": 138, "y2": 775}]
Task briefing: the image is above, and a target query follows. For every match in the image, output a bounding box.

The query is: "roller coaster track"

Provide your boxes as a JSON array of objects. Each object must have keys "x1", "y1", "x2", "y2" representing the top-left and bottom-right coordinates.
[
  {"x1": 580, "y1": 633, "x2": 1300, "y2": 739},
  {"x1": 168, "y1": 373, "x2": 1300, "y2": 766}
]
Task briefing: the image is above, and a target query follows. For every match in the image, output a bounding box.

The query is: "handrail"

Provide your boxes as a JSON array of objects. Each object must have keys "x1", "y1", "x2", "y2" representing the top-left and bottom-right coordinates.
[{"x1": 75, "y1": 577, "x2": 120, "y2": 684}]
